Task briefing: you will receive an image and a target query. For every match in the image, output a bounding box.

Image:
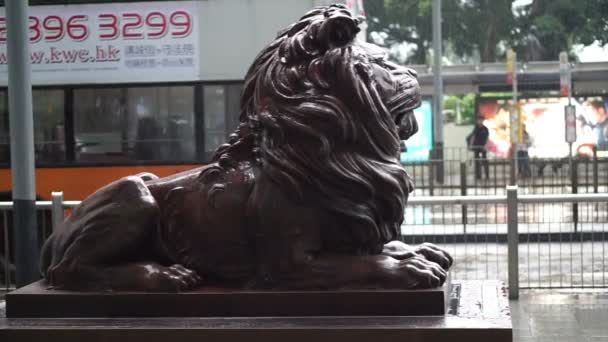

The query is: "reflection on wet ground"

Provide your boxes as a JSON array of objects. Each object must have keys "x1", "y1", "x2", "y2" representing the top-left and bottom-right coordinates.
[
  {"x1": 512, "y1": 290, "x2": 608, "y2": 342},
  {"x1": 437, "y1": 242, "x2": 608, "y2": 289}
]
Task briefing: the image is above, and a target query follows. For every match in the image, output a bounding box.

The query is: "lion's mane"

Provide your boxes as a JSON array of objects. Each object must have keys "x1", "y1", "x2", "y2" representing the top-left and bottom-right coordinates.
[{"x1": 214, "y1": 4, "x2": 421, "y2": 255}]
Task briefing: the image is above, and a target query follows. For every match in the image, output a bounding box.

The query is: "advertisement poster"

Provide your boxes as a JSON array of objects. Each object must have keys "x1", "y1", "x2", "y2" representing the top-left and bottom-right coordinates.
[
  {"x1": 0, "y1": 1, "x2": 200, "y2": 85},
  {"x1": 477, "y1": 96, "x2": 608, "y2": 158},
  {"x1": 400, "y1": 99, "x2": 433, "y2": 162}
]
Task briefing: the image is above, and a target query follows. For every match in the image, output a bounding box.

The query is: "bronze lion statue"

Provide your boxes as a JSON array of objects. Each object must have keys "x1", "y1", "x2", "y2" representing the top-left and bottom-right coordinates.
[{"x1": 40, "y1": 4, "x2": 452, "y2": 292}]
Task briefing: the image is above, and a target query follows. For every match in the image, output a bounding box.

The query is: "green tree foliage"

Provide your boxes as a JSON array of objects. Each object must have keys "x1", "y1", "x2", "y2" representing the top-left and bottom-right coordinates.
[
  {"x1": 443, "y1": 94, "x2": 476, "y2": 125},
  {"x1": 365, "y1": 0, "x2": 461, "y2": 64},
  {"x1": 512, "y1": 0, "x2": 608, "y2": 61},
  {"x1": 365, "y1": 0, "x2": 430, "y2": 64},
  {"x1": 449, "y1": 0, "x2": 514, "y2": 63},
  {"x1": 460, "y1": 93, "x2": 476, "y2": 124},
  {"x1": 365, "y1": 0, "x2": 513, "y2": 64},
  {"x1": 364, "y1": 0, "x2": 608, "y2": 64}
]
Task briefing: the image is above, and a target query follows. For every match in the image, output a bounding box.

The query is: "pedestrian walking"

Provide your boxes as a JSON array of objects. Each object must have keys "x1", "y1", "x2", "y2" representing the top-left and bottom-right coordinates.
[
  {"x1": 517, "y1": 127, "x2": 532, "y2": 177},
  {"x1": 467, "y1": 116, "x2": 490, "y2": 180}
]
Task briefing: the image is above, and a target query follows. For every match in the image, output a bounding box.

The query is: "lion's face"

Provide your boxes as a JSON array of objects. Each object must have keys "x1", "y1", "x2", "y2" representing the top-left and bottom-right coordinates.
[{"x1": 367, "y1": 57, "x2": 420, "y2": 142}]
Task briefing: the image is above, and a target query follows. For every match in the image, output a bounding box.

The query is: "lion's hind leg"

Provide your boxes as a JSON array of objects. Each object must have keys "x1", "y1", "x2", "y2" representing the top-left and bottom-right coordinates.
[{"x1": 42, "y1": 175, "x2": 200, "y2": 292}]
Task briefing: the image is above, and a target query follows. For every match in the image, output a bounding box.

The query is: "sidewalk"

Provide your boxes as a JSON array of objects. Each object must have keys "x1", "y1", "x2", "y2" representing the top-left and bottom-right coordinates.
[{"x1": 512, "y1": 290, "x2": 608, "y2": 342}]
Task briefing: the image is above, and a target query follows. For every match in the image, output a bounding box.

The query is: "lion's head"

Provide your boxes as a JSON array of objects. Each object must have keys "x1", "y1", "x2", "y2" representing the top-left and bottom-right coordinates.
[{"x1": 216, "y1": 4, "x2": 421, "y2": 255}]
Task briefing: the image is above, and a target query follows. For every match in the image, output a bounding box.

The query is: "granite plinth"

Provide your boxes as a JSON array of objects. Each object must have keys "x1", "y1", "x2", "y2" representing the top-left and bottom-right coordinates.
[
  {"x1": 0, "y1": 280, "x2": 512, "y2": 342},
  {"x1": 6, "y1": 276, "x2": 450, "y2": 318}
]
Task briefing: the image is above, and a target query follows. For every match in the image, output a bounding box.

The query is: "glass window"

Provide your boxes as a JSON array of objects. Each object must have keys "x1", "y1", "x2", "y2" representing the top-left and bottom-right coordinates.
[
  {"x1": 204, "y1": 86, "x2": 226, "y2": 154},
  {"x1": 33, "y1": 89, "x2": 65, "y2": 162},
  {"x1": 166, "y1": 87, "x2": 196, "y2": 161},
  {"x1": 225, "y1": 84, "x2": 243, "y2": 135},
  {"x1": 0, "y1": 89, "x2": 65, "y2": 163},
  {"x1": 74, "y1": 88, "x2": 125, "y2": 162},
  {"x1": 127, "y1": 86, "x2": 195, "y2": 161},
  {"x1": 74, "y1": 86, "x2": 195, "y2": 163},
  {"x1": 203, "y1": 84, "x2": 242, "y2": 154}
]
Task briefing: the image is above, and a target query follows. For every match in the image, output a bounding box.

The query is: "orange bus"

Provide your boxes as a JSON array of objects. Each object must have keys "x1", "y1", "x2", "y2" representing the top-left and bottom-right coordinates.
[{"x1": 0, "y1": 81, "x2": 243, "y2": 200}]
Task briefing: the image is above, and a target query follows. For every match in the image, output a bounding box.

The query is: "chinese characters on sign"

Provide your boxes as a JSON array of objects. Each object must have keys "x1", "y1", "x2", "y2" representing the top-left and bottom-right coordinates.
[{"x1": 0, "y1": 1, "x2": 200, "y2": 85}]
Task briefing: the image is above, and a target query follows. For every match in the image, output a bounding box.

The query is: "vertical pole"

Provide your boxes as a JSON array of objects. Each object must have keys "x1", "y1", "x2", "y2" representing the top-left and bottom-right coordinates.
[
  {"x1": 566, "y1": 52, "x2": 573, "y2": 173},
  {"x1": 460, "y1": 162, "x2": 467, "y2": 228},
  {"x1": 64, "y1": 87, "x2": 76, "y2": 162},
  {"x1": 507, "y1": 185, "x2": 519, "y2": 299},
  {"x1": 429, "y1": 161, "x2": 435, "y2": 196},
  {"x1": 568, "y1": 91, "x2": 573, "y2": 181},
  {"x1": 51, "y1": 192, "x2": 64, "y2": 233},
  {"x1": 593, "y1": 146, "x2": 598, "y2": 194},
  {"x1": 432, "y1": 0, "x2": 444, "y2": 184},
  {"x1": 510, "y1": 55, "x2": 518, "y2": 186},
  {"x1": 561, "y1": 51, "x2": 575, "y2": 189},
  {"x1": 571, "y1": 158, "x2": 578, "y2": 232},
  {"x1": 6, "y1": 0, "x2": 40, "y2": 287}
]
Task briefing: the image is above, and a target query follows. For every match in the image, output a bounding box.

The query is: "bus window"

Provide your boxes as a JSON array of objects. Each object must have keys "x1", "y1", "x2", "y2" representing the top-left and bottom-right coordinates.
[
  {"x1": 225, "y1": 84, "x2": 243, "y2": 136},
  {"x1": 33, "y1": 89, "x2": 65, "y2": 163},
  {"x1": 127, "y1": 86, "x2": 195, "y2": 161},
  {"x1": 204, "y1": 85, "x2": 226, "y2": 154},
  {"x1": 203, "y1": 84, "x2": 242, "y2": 156},
  {"x1": 74, "y1": 86, "x2": 195, "y2": 163},
  {"x1": 166, "y1": 86, "x2": 195, "y2": 161},
  {"x1": 74, "y1": 88, "x2": 126, "y2": 163},
  {"x1": 0, "y1": 89, "x2": 65, "y2": 164}
]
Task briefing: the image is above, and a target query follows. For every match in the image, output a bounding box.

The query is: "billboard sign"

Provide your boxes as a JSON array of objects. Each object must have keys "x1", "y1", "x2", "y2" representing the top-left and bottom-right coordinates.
[
  {"x1": 0, "y1": 1, "x2": 200, "y2": 85},
  {"x1": 478, "y1": 96, "x2": 608, "y2": 158},
  {"x1": 400, "y1": 99, "x2": 433, "y2": 162}
]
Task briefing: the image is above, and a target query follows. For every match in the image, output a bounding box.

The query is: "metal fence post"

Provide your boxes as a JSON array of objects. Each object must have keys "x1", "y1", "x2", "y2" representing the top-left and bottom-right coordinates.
[
  {"x1": 571, "y1": 158, "x2": 579, "y2": 232},
  {"x1": 593, "y1": 146, "x2": 598, "y2": 194},
  {"x1": 429, "y1": 161, "x2": 435, "y2": 196},
  {"x1": 460, "y1": 162, "x2": 467, "y2": 228},
  {"x1": 507, "y1": 185, "x2": 519, "y2": 299},
  {"x1": 51, "y1": 192, "x2": 64, "y2": 233}
]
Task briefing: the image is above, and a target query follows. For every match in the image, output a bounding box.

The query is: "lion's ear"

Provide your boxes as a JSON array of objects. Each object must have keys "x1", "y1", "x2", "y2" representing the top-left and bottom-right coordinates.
[{"x1": 317, "y1": 10, "x2": 360, "y2": 50}]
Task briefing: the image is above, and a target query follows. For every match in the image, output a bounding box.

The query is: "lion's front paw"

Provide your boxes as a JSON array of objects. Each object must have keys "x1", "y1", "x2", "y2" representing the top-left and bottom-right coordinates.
[
  {"x1": 414, "y1": 243, "x2": 453, "y2": 271},
  {"x1": 145, "y1": 264, "x2": 202, "y2": 292},
  {"x1": 382, "y1": 240, "x2": 416, "y2": 259},
  {"x1": 382, "y1": 241, "x2": 453, "y2": 271},
  {"x1": 386, "y1": 255, "x2": 447, "y2": 289}
]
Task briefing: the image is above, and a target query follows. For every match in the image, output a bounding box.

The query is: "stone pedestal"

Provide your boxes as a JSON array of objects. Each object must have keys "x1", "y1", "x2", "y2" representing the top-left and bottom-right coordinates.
[
  {"x1": 5, "y1": 276, "x2": 451, "y2": 317},
  {"x1": 0, "y1": 280, "x2": 512, "y2": 342}
]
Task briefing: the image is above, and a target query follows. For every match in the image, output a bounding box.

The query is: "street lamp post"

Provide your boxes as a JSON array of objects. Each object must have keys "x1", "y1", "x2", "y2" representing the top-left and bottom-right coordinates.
[
  {"x1": 6, "y1": 0, "x2": 40, "y2": 286},
  {"x1": 432, "y1": 0, "x2": 444, "y2": 183}
]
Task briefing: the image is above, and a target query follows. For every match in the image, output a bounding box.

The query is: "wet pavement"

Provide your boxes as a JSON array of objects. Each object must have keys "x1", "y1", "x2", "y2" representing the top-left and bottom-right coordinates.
[
  {"x1": 511, "y1": 290, "x2": 608, "y2": 342},
  {"x1": 436, "y1": 241, "x2": 608, "y2": 289}
]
